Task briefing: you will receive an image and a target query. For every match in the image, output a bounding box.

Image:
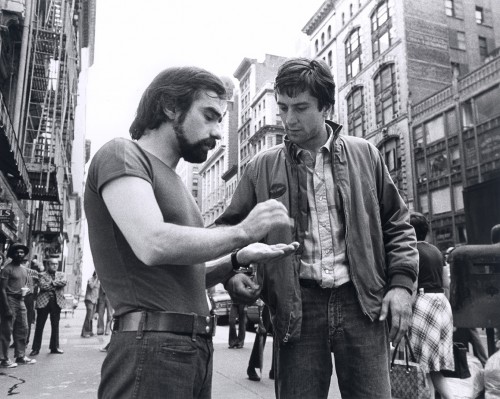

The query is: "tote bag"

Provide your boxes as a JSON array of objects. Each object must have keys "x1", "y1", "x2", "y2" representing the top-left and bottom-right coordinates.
[{"x1": 390, "y1": 338, "x2": 431, "y2": 399}]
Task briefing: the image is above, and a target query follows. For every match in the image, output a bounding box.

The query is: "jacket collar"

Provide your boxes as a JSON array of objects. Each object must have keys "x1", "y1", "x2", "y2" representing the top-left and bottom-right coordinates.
[{"x1": 284, "y1": 120, "x2": 343, "y2": 163}]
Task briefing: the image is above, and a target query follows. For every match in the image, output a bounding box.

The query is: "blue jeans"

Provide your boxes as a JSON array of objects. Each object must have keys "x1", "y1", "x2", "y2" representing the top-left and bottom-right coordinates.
[
  {"x1": 99, "y1": 331, "x2": 213, "y2": 399},
  {"x1": 275, "y1": 281, "x2": 391, "y2": 399}
]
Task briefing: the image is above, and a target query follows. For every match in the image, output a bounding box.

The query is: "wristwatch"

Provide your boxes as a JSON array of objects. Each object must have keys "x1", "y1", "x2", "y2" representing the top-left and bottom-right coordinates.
[{"x1": 231, "y1": 249, "x2": 254, "y2": 276}]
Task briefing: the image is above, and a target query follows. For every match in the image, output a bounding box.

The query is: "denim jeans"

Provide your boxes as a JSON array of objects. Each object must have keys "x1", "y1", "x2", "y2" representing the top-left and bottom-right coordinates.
[
  {"x1": 275, "y1": 281, "x2": 391, "y2": 399},
  {"x1": 99, "y1": 331, "x2": 213, "y2": 399}
]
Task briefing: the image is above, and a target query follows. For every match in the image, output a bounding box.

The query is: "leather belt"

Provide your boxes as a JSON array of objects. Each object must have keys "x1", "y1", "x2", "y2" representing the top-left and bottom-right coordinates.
[
  {"x1": 299, "y1": 279, "x2": 320, "y2": 288},
  {"x1": 114, "y1": 311, "x2": 216, "y2": 339}
]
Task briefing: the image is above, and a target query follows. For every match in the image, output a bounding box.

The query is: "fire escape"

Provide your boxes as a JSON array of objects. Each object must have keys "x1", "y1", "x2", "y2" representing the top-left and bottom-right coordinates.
[{"x1": 22, "y1": 0, "x2": 79, "y2": 237}]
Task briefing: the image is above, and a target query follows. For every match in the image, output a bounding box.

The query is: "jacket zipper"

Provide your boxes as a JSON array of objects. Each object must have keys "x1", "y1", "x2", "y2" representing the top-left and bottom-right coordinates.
[{"x1": 333, "y1": 146, "x2": 372, "y2": 321}]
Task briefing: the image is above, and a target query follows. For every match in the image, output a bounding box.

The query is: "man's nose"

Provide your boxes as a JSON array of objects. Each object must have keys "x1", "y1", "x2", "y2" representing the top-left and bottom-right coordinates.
[
  {"x1": 211, "y1": 123, "x2": 222, "y2": 140},
  {"x1": 285, "y1": 110, "x2": 298, "y2": 126}
]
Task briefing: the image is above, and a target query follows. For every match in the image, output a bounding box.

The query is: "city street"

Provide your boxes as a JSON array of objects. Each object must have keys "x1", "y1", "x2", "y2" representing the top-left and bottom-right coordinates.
[{"x1": 0, "y1": 302, "x2": 341, "y2": 398}]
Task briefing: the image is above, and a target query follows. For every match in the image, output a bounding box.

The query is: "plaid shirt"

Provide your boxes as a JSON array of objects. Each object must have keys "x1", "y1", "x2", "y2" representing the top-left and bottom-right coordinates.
[
  {"x1": 36, "y1": 271, "x2": 67, "y2": 309},
  {"x1": 298, "y1": 126, "x2": 350, "y2": 288}
]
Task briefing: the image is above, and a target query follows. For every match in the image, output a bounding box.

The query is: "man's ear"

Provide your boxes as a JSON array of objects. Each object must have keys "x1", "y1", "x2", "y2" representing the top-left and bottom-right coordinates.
[{"x1": 163, "y1": 107, "x2": 176, "y2": 120}]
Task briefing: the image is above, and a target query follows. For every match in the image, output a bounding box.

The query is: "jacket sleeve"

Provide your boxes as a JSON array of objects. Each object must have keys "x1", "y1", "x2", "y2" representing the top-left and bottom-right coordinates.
[
  {"x1": 214, "y1": 165, "x2": 257, "y2": 227},
  {"x1": 38, "y1": 273, "x2": 53, "y2": 291},
  {"x1": 373, "y1": 146, "x2": 419, "y2": 293}
]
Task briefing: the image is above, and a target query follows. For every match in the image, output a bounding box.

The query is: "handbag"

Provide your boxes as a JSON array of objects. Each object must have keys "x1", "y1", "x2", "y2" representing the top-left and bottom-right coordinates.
[
  {"x1": 390, "y1": 337, "x2": 431, "y2": 399},
  {"x1": 441, "y1": 342, "x2": 471, "y2": 379}
]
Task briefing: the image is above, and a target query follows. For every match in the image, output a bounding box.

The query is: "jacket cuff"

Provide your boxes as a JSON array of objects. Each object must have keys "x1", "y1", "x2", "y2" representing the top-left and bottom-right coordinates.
[{"x1": 389, "y1": 273, "x2": 414, "y2": 295}]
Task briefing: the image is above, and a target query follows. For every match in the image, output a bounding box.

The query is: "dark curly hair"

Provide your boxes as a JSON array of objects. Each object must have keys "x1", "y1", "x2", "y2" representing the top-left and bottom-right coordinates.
[
  {"x1": 410, "y1": 212, "x2": 429, "y2": 241},
  {"x1": 129, "y1": 67, "x2": 227, "y2": 139},
  {"x1": 274, "y1": 58, "x2": 336, "y2": 111}
]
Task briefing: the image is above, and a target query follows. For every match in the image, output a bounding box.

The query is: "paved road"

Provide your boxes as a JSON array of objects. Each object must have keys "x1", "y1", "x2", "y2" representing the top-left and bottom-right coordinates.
[{"x1": 0, "y1": 302, "x2": 341, "y2": 398}]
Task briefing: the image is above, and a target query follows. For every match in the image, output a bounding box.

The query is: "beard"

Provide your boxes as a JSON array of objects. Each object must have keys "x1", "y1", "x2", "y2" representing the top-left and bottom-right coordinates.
[{"x1": 174, "y1": 119, "x2": 216, "y2": 163}]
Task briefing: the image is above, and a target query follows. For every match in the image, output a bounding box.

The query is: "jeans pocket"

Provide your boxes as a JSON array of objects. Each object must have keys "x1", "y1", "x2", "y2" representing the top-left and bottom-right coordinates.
[{"x1": 159, "y1": 340, "x2": 197, "y2": 365}]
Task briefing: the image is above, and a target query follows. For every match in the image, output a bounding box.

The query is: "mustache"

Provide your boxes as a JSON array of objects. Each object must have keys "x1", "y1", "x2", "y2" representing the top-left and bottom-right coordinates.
[{"x1": 199, "y1": 138, "x2": 216, "y2": 149}]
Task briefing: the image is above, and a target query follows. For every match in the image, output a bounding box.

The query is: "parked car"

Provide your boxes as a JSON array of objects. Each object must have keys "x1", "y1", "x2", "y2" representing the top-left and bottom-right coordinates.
[
  {"x1": 208, "y1": 284, "x2": 232, "y2": 325},
  {"x1": 246, "y1": 299, "x2": 264, "y2": 332}
]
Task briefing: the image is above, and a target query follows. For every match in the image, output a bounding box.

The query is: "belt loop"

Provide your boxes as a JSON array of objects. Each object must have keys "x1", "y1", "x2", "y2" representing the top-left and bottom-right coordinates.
[
  {"x1": 136, "y1": 311, "x2": 147, "y2": 340},
  {"x1": 191, "y1": 313, "x2": 197, "y2": 342}
]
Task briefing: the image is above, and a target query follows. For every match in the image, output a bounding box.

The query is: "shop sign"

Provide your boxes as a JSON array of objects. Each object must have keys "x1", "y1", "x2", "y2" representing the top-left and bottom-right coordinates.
[{"x1": 0, "y1": 209, "x2": 14, "y2": 224}]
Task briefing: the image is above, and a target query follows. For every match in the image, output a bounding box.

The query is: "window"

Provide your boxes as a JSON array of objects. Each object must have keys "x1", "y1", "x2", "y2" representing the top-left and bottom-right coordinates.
[
  {"x1": 347, "y1": 86, "x2": 365, "y2": 137},
  {"x1": 342, "y1": 12, "x2": 345, "y2": 25},
  {"x1": 371, "y1": 1, "x2": 391, "y2": 58},
  {"x1": 315, "y1": 39, "x2": 319, "y2": 53},
  {"x1": 328, "y1": 50, "x2": 333, "y2": 67},
  {"x1": 327, "y1": 25, "x2": 332, "y2": 39},
  {"x1": 429, "y1": 153, "x2": 448, "y2": 178},
  {"x1": 479, "y1": 36, "x2": 488, "y2": 62},
  {"x1": 374, "y1": 64, "x2": 397, "y2": 126},
  {"x1": 379, "y1": 138, "x2": 402, "y2": 189},
  {"x1": 345, "y1": 28, "x2": 362, "y2": 79},
  {"x1": 424, "y1": 114, "x2": 445, "y2": 144},
  {"x1": 350, "y1": 3, "x2": 353, "y2": 16},
  {"x1": 445, "y1": 0, "x2": 454, "y2": 17},
  {"x1": 457, "y1": 31, "x2": 466, "y2": 50},
  {"x1": 380, "y1": 139, "x2": 400, "y2": 172},
  {"x1": 475, "y1": 6, "x2": 484, "y2": 24},
  {"x1": 475, "y1": 86, "x2": 500, "y2": 123},
  {"x1": 321, "y1": 32, "x2": 325, "y2": 47},
  {"x1": 431, "y1": 187, "x2": 452, "y2": 215},
  {"x1": 453, "y1": 185, "x2": 464, "y2": 211}
]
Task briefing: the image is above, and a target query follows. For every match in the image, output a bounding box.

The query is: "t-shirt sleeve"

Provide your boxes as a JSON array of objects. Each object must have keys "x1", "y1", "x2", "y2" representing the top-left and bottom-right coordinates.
[{"x1": 89, "y1": 139, "x2": 153, "y2": 198}]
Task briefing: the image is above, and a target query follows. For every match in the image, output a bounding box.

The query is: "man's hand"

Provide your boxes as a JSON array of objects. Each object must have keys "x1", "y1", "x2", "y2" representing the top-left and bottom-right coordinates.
[
  {"x1": 238, "y1": 200, "x2": 292, "y2": 242},
  {"x1": 379, "y1": 287, "x2": 413, "y2": 345},
  {"x1": 237, "y1": 242, "x2": 299, "y2": 265},
  {"x1": 225, "y1": 273, "x2": 261, "y2": 305}
]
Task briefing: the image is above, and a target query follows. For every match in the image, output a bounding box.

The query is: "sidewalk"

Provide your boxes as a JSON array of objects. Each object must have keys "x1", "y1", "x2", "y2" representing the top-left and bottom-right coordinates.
[{"x1": 0, "y1": 302, "x2": 340, "y2": 398}]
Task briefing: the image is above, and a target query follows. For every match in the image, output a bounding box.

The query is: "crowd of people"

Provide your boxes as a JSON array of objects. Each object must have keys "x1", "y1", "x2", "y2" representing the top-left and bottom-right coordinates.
[{"x1": 0, "y1": 244, "x2": 66, "y2": 368}]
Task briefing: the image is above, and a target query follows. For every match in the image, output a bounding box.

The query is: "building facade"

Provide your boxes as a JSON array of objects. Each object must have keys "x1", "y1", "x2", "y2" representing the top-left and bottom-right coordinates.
[
  {"x1": 411, "y1": 55, "x2": 500, "y2": 250},
  {"x1": 302, "y1": 0, "x2": 500, "y2": 210},
  {"x1": 234, "y1": 55, "x2": 288, "y2": 177},
  {"x1": 0, "y1": 0, "x2": 95, "y2": 296}
]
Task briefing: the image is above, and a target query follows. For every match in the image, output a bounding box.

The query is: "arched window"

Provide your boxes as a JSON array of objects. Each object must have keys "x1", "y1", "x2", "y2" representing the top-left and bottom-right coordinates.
[
  {"x1": 328, "y1": 50, "x2": 333, "y2": 67},
  {"x1": 342, "y1": 12, "x2": 345, "y2": 25},
  {"x1": 321, "y1": 32, "x2": 325, "y2": 47},
  {"x1": 378, "y1": 138, "x2": 402, "y2": 190},
  {"x1": 315, "y1": 39, "x2": 319, "y2": 53},
  {"x1": 327, "y1": 25, "x2": 332, "y2": 40},
  {"x1": 373, "y1": 63, "x2": 397, "y2": 126},
  {"x1": 371, "y1": 0, "x2": 391, "y2": 58},
  {"x1": 345, "y1": 28, "x2": 361, "y2": 80},
  {"x1": 346, "y1": 86, "x2": 365, "y2": 137},
  {"x1": 350, "y1": 3, "x2": 354, "y2": 16}
]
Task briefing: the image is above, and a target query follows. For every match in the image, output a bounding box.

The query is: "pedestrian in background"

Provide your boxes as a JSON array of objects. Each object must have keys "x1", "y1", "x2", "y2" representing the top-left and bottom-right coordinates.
[
  {"x1": 216, "y1": 57, "x2": 418, "y2": 398},
  {"x1": 81, "y1": 271, "x2": 99, "y2": 338},
  {"x1": 247, "y1": 302, "x2": 275, "y2": 382},
  {"x1": 97, "y1": 285, "x2": 113, "y2": 336},
  {"x1": 30, "y1": 258, "x2": 66, "y2": 356},
  {"x1": 0, "y1": 243, "x2": 36, "y2": 367},
  {"x1": 22, "y1": 259, "x2": 39, "y2": 345},
  {"x1": 408, "y1": 212, "x2": 454, "y2": 399},
  {"x1": 84, "y1": 66, "x2": 298, "y2": 398},
  {"x1": 228, "y1": 301, "x2": 246, "y2": 349}
]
